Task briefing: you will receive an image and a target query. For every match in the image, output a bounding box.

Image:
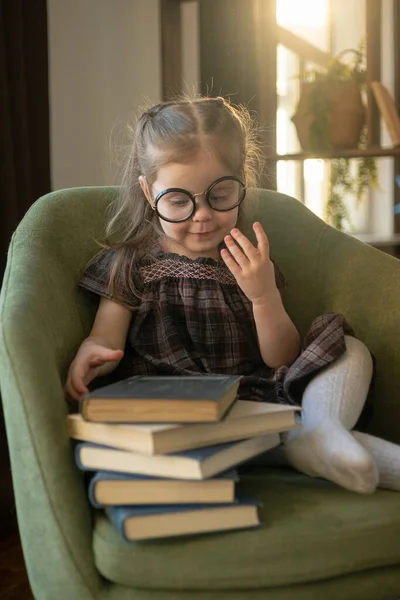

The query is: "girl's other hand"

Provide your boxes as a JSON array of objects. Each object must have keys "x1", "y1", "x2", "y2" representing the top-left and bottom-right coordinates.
[
  {"x1": 221, "y1": 222, "x2": 276, "y2": 304},
  {"x1": 65, "y1": 344, "x2": 124, "y2": 401}
]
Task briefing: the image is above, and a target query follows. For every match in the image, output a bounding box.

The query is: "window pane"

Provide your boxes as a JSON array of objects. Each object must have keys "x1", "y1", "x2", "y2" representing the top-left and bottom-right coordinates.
[
  {"x1": 276, "y1": 44, "x2": 301, "y2": 155},
  {"x1": 276, "y1": 0, "x2": 330, "y2": 52},
  {"x1": 303, "y1": 159, "x2": 328, "y2": 219},
  {"x1": 276, "y1": 1, "x2": 331, "y2": 202},
  {"x1": 277, "y1": 161, "x2": 301, "y2": 200}
]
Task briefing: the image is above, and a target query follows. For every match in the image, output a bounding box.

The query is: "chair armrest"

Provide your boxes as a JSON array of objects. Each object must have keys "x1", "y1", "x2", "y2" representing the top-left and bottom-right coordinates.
[
  {"x1": 318, "y1": 225, "x2": 400, "y2": 442},
  {"x1": 256, "y1": 190, "x2": 400, "y2": 442},
  {"x1": 0, "y1": 232, "x2": 103, "y2": 599}
]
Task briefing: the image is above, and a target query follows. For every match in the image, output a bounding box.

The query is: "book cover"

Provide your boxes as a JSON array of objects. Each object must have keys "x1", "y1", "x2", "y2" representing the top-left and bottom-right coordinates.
[
  {"x1": 371, "y1": 81, "x2": 400, "y2": 146},
  {"x1": 75, "y1": 432, "x2": 280, "y2": 480},
  {"x1": 67, "y1": 399, "x2": 298, "y2": 455},
  {"x1": 80, "y1": 375, "x2": 242, "y2": 423},
  {"x1": 88, "y1": 469, "x2": 239, "y2": 507},
  {"x1": 106, "y1": 491, "x2": 262, "y2": 541}
]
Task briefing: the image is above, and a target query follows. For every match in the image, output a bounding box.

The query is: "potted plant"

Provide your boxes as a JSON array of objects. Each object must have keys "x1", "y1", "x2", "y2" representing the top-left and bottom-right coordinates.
[{"x1": 292, "y1": 48, "x2": 378, "y2": 230}]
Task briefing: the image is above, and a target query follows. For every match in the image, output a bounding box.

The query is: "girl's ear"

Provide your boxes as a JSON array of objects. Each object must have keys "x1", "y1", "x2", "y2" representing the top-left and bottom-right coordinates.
[{"x1": 138, "y1": 175, "x2": 153, "y2": 205}]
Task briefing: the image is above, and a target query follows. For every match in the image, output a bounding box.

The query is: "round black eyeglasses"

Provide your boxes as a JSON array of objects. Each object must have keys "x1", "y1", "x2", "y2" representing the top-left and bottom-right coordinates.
[{"x1": 151, "y1": 176, "x2": 246, "y2": 223}]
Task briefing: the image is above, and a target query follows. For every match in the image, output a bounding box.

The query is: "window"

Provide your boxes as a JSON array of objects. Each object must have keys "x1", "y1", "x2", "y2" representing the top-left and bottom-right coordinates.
[{"x1": 275, "y1": 0, "x2": 382, "y2": 233}]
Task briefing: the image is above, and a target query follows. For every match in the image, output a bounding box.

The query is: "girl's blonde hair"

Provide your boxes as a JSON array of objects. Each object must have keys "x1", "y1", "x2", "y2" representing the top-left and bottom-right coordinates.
[{"x1": 104, "y1": 96, "x2": 264, "y2": 303}]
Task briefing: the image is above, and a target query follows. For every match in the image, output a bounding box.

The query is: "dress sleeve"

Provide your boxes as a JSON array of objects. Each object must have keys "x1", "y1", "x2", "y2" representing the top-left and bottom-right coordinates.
[
  {"x1": 78, "y1": 249, "x2": 138, "y2": 308},
  {"x1": 79, "y1": 249, "x2": 114, "y2": 299}
]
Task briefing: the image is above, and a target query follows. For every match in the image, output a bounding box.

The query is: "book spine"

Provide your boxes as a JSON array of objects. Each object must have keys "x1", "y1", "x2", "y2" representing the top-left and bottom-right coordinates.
[
  {"x1": 371, "y1": 82, "x2": 400, "y2": 146},
  {"x1": 79, "y1": 397, "x2": 89, "y2": 421},
  {"x1": 88, "y1": 477, "x2": 104, "y2": 509},
  {"x1": 105, "y1": 507, "x2": 129, "y2": 542},
  {"x1": 74, "y1": 444, "x2": 96, "y2": 472}
]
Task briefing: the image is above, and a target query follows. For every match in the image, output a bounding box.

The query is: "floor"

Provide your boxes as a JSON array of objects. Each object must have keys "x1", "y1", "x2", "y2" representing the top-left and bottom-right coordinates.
[{"x1": 0, "y1": 528, "x2": 34, "y2": 600}]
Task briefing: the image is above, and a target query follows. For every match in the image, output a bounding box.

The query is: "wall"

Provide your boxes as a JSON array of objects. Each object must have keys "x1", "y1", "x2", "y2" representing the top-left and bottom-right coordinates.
[
  {"x1": 47, "y1": 0, "x2": 161, "y2": 189},
  {"x1": 181, "y1": 1, "x2": 200, "y2": 96}
]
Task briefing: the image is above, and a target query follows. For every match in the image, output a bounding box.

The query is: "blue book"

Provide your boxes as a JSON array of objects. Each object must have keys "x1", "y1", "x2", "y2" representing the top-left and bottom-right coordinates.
[
  {"x1": 88, "y1": 469, "x2": 239, "y2": 508},
  {"x1": 75, "y1": 431, "x2": 280, "y2": 480},
  {"x1": 106, "y1": 492, "x2": 263, "y2": 541}
]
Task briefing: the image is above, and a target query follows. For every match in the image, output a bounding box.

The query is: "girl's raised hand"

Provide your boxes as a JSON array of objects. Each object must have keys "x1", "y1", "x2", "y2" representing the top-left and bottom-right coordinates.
[{"x1": 221, "y1": 222, "x2": 276, "y2": 305}]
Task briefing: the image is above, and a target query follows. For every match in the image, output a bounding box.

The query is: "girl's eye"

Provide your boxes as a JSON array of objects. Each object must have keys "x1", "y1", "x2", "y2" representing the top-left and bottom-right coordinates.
[
  {"x1": 210, "y1": 191, "x2": 233, "y2": 204},
  {"x1": 169, "y1": 196, "x2": 191, "y2": 206},
  {"x1": 208, "y1": 179, "x2": 242, "y2": 207},
  {"x1": 210, "y1": 194, "x2": 228, "y2": 202}
]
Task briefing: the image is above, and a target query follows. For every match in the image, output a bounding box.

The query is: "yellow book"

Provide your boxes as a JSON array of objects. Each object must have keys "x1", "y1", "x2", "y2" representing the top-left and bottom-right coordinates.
[{"x1": 68, "y1": 399, "x2": 299, "y2": 455}]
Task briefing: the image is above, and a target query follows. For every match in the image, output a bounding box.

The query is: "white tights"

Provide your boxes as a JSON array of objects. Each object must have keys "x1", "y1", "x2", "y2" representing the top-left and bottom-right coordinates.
[{"x1": 274, "y1": 336, "x2": 400, "y2": 494}]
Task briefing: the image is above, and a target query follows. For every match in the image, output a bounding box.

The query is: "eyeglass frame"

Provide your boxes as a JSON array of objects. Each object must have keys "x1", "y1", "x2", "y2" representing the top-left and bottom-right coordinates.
[{"x1": 150, "y1": 175, "x2": 247, "y2": 223}]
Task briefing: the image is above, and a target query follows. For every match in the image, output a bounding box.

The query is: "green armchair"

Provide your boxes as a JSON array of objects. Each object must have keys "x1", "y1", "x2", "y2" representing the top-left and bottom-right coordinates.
[{"x1": 1, "y1": 186, "x2": 400, "y2": 600}]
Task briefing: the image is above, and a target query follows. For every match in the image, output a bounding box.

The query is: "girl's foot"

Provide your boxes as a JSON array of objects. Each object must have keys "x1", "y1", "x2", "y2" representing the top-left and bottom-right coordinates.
[{"x1": 352, "y1": 431, "x2": 400, "y2": 492}]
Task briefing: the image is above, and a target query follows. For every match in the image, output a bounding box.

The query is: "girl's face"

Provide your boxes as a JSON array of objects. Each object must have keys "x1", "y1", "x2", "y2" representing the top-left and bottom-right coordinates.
[{"x1": 140, "y1": 149, "x2": 241, "y2": 260}]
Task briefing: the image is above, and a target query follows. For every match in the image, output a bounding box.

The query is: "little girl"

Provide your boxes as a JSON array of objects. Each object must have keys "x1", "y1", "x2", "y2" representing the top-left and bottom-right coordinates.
[{"x1": 66, "y1": 96, "x2": 400, "y2": 494}]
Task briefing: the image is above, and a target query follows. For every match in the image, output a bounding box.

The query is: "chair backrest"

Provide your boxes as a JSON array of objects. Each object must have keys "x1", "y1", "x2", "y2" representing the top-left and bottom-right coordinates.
[{"x1": 2, "y1": 186, "x2": 400, "y2": 441}]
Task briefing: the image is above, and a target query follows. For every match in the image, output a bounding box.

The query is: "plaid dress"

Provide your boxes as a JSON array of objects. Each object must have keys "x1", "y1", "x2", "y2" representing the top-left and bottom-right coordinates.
[{"x1": 79, "y1": 248, "x2": 355, "y2": 407}]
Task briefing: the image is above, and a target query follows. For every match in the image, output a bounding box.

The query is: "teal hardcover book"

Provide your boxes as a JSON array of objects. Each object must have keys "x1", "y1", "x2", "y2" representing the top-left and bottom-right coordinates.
[
  {"x1": 79, "y1": 374, "x2": 242, "y2": 423},
  {"x1": 106, "y1": 492, "x2": 263, "y2": 541}
]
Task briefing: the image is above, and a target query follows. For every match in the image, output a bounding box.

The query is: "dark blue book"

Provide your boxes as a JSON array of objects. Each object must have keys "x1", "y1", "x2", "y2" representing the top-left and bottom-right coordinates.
[
  {"x1": 80, "y1": 374, "x2": 242, "y2": 423},
  {"x1": 88, "y1": 469, "x2": 239, "y2": 508},
  {"x1": 75, "y1": 431, "x2": 280, "y2": 480},
  {"x1": 106, "y1": 492, "x2": 263, "y2": 541}
]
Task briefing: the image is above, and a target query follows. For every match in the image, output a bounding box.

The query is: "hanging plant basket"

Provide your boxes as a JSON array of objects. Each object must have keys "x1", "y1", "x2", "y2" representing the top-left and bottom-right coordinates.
[
  {"x1": 289, "y1": 47, "x2": 378, "y2": 231},
  {"x1": 292, "y1": 79, "x2": 365, "y2": 152},
  {"x1": 291, "y1": 49, "x2": 366, "y2": 153}
]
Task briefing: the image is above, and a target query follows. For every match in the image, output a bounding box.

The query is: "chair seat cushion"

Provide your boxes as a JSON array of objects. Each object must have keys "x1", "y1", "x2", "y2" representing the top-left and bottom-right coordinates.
[{"x1": 92, "y1": 467, "x2": 400, "y2": 591}]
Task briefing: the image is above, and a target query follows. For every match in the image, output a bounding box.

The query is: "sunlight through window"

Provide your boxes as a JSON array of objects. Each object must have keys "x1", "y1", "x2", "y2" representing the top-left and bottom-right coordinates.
[
  {"x1": 276, "y1": 0, "x2": 330, "y2": 218},
  {"x1": 277, "y1": 0, "x2": 329, "y2": 30}
]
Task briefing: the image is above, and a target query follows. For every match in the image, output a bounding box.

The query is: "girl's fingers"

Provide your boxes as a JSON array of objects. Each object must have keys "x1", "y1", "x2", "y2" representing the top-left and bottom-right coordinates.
[
  {"x1": 109, "y1": 349, "x2": 124, "y2": 359},
  {"x1": 65, "y1": 379, "x2": 80, "y2": 401},
  {"x1": 69, "y1": 368, "x2": 90, "y2": 398},
  {"x1": 88, "y1": 357, "x2": 111, "y2": 368},
  {"x1": 220, "y1": 248, "x2": 241, "y2": 277},
  {"x1": 229, "y1": 228, "x2": 257, "y2": 259},
  {"x1": 88, "y1": 349, "x2": 124, "y2": 368},
  {"x1": 76, "y1": 383, "x2": 89, "y2": 398},
  {"x1": 224, "y1": 234, "x2": 249, "y2": 269},
  {"x1": 71, "y1": 364, "x2": 89, "y2": 391},
  {"x1": 253, "y1": 222, "x2": 270, "y2": 258}
]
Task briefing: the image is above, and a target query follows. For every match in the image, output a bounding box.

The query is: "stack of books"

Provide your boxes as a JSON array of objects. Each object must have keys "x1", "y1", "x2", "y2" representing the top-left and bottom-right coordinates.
[{"x1": 67, "y1": 375, "x2": 299, "y2": 542}]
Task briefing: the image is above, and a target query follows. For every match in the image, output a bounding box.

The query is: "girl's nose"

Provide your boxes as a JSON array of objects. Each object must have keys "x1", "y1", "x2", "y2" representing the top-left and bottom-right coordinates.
[{"x1": 192, "y1": 196, "x2": 213, "y2": 221}]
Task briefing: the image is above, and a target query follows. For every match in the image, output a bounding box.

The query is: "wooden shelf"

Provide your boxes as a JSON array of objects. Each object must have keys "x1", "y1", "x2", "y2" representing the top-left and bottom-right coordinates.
[
  {"x1": 268, "y1": 146, "x2": 400, "y2": 161},
  {"x1": 351, "y1": 232, "x2": 400, "y2": 257}
]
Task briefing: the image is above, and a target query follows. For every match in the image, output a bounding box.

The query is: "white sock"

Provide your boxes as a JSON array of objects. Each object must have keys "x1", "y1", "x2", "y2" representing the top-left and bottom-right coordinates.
[
  {"x1": 283, "y1": 336, "x2": 379, "y2": 494},
  {"x1": 352, "y1": 431, "x2": 400, "y2": 492}
]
